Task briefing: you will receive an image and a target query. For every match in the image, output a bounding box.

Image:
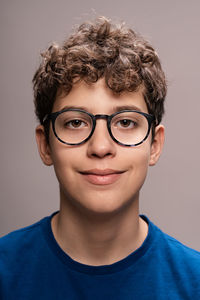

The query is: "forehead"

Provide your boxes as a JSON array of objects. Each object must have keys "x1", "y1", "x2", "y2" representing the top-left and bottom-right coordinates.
[{"x1": 53, "y1": 79, "x2": 148, "y2": 114}]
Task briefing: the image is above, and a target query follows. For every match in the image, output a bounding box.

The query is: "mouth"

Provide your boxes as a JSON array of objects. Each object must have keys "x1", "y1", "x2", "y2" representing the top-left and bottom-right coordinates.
[{"x1": 79, "y1": 169, "x2": 125, "y2": 185}]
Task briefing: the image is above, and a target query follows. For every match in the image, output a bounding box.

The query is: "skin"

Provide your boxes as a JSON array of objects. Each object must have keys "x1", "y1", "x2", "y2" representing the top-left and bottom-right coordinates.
[{"x1": 36, "y1": 79, "x2": 165, "y2": 266}]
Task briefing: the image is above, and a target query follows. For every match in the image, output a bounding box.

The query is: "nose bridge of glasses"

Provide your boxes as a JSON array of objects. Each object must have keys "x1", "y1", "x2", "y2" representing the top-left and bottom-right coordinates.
[
  {"x1": 93, "y1": 114, "x2": 111, "y2": 133},
  {"x1": 94, "y1": 114, "x2": 109, "y2": 121},
  {"x1": 92, "y1": 114, "x2": 112, "y2": 140}
]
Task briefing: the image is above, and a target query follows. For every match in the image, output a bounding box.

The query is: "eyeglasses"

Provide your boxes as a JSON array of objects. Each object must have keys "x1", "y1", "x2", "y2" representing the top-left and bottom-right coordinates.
[{"x1": 43, "y1": 109, "x2": 155, "y2": 147}]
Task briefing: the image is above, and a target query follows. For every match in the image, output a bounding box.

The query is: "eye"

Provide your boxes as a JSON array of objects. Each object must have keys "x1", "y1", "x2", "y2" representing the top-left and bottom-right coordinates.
[
  {"x1": 116, "y1": 119, "x2": 136, "y2": 129},
  {"x1": 65, "y1": 119, "x2": 87, "y2": 129}
]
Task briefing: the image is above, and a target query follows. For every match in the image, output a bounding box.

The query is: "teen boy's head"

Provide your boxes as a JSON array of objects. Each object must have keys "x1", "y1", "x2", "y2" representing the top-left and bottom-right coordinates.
[{"x1": 33, "y1": 17, "x2": 167, "y2": 217}]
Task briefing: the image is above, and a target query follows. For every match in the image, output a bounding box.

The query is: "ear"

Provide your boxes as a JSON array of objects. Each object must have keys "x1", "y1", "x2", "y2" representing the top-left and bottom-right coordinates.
[
  {"x1": 149, "y1": 125, "x2": 165, "y2": 166},
  {"x1": 35, "y1": 125, "x2": 53, "y2": 166}
]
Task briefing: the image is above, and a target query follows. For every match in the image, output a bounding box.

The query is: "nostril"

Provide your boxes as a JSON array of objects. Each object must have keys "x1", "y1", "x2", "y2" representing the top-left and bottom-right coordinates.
[{"x1": 91, "y1": 151, "x2": 113, "y2": 158}]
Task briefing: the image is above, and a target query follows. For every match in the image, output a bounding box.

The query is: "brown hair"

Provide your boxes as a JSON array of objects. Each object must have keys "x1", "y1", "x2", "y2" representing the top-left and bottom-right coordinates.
[{"x1": 33, "y1": 16, "x2": 167, "y2": 140}]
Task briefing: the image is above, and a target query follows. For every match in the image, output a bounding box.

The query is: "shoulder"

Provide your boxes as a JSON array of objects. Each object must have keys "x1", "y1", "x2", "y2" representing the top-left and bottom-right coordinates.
[
  {"x1": 162, "y1": 230, "x2": 200, "y2": 266},
  {"x1": 0, "y1": 215, "x2": 50, "y2": 269},
  {"x1": 145, "y1": 217, "x2": 200, "y2": 296},
  {"x1": 151, "y1": 220, "x2": 200, "y2": 277},
  {"x1": 161, "y1": 228, "x2": 200, "y2": 257},
  {"x1": 0, "y1": 217, "x2": 46, "y2": 247}
]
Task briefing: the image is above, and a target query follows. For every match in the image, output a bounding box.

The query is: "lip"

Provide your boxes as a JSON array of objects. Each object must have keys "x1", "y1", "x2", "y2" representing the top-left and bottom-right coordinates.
[{"x1": 79, "y1": 169, "x2": 125, "y2": 185}]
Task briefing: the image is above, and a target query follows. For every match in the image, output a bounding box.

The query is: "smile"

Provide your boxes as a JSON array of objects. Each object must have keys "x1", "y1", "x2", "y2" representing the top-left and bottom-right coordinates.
[{"x1": 80, "y1": 169, "x2": 125, "y2": 185}]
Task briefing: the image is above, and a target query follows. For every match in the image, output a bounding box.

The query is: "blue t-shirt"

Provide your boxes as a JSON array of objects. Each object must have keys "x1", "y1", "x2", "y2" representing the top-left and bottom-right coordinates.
[{"x1": 0, "y1": 212, "x2": 200, "y2": 299}]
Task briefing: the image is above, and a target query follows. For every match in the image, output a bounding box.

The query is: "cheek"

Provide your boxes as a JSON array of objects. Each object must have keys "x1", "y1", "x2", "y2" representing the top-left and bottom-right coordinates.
[
  {"x1": 49, "y1": 138, "x2": 77, "y2": 186},
  {"x1": 125, "y1": 144, "x2": 151, "y2": 187},
  {"x1": 126, "y1": 142, "x2": 150, "y2": 169}
]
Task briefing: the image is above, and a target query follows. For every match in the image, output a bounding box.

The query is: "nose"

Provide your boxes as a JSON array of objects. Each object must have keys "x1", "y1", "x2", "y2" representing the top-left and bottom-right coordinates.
[{"x1": 86, "y1": 119, "x2": 116, "y2": 159}]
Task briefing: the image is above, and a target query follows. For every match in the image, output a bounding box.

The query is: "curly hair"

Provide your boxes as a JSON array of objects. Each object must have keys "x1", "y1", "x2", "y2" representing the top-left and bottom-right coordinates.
[{"x1": 33, "y1": 16, "x2": 167, "y2": 140}]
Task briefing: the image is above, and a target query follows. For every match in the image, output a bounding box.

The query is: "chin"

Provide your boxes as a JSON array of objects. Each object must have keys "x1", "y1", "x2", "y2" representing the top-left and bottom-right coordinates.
[{"x1": 73, "y1": 191, "x2": 137, "y2": 218}]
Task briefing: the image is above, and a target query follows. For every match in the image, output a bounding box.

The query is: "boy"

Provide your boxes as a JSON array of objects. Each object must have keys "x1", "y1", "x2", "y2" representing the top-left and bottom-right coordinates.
[{"x1": 0, "y1": 16, "x2": 200, "y2": 299}]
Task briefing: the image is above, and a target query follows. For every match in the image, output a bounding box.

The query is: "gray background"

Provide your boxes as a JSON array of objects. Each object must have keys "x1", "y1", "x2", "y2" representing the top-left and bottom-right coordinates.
[{"x1": 0, "y1": 0, "x2": 200, "y2": 250}]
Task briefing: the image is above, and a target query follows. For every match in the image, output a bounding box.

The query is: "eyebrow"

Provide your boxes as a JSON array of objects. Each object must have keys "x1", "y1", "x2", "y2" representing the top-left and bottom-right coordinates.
[
  {"x1": 112, "y1": 105, "x2": 143, "y2": 112},
  {"x1": 59, "y1": 105, "x2": 143, "y2": 113},
  {"x1": 60, "y1": 105, "x2": 89, "y2": 111}
]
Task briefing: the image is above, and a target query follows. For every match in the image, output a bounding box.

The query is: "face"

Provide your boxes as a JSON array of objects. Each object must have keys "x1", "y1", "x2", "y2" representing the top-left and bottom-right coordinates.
[{"x1": 36, "y1": 79, "x2": 164, "y2": 217}]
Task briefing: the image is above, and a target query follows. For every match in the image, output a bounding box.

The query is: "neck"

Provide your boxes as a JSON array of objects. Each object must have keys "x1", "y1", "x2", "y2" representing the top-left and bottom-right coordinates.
[{"x1": 51, "y1": 191, "x2": 148, "y2": 266}]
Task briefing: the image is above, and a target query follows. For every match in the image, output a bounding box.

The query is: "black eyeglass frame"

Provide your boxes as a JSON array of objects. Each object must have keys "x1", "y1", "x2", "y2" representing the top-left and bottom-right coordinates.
[{"x1": 43, "y1": 109, "x2": 155, "y2": 147}]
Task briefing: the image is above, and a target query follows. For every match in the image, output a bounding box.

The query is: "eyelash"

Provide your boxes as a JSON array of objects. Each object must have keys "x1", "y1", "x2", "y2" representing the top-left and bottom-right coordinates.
[
  {"x1": 114, "y1": 119, "x2": 137, "y2": 129},
  {"x1": 65, "y1": 119, "x2": 88, "y2": 129}
]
